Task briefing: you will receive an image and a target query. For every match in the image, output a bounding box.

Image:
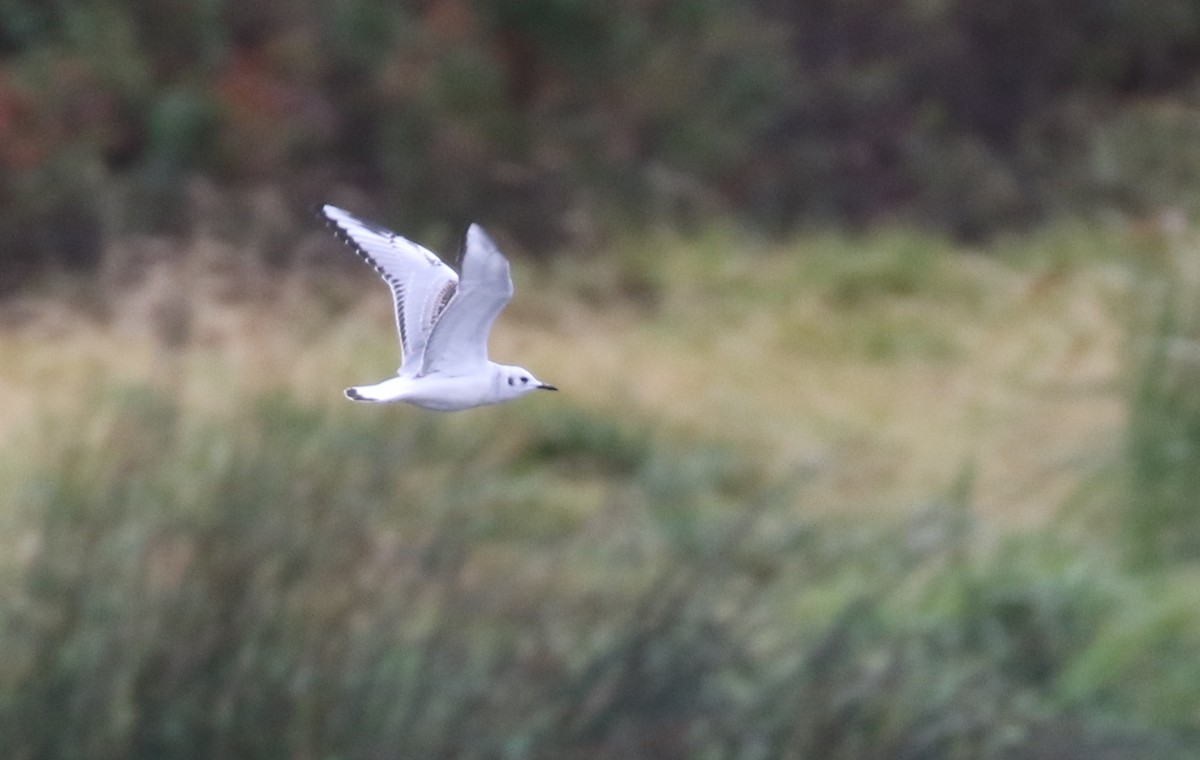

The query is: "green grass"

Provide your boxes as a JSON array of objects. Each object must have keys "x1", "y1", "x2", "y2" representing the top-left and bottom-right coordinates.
[
  {"x1": 3, "y1": 221, "x2": 1200, "y2": 757},
  {"x1": 0, "y1": 382, "x2": 1197, "y2": 758},
  {"x1": 1120, "y1": 234, "x2": 1200, "y2": 566}
]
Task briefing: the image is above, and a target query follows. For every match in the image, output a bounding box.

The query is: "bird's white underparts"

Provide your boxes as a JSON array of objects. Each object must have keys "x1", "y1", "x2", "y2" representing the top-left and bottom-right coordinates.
[{"x1": 319, "y1": 205, "x2": 556, "y2": 411}]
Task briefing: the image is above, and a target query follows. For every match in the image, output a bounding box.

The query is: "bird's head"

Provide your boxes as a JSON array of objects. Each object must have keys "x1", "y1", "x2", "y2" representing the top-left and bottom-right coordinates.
[{"x1": 499, "y1": 365, "x2": 557, "y2": 398}]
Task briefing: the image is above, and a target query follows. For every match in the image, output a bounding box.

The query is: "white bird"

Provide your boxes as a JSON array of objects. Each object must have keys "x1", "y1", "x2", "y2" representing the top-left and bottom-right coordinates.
[{"x1": 320, "y1": 205, "x2": 556, "y2": 410}]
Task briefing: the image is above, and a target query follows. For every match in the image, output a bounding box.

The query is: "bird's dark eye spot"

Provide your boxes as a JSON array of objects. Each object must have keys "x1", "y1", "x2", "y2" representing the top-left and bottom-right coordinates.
[
  {"x1": 521, "y1": 377, "x2": 529, "y2": 384},
  {"x1": 507, "y1": 377, "x2": 514, "y2": 386}
]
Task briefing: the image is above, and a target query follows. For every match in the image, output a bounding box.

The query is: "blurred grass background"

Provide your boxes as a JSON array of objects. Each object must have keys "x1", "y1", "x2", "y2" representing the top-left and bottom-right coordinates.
[{"x1": 4, "y1": 1, "x2": 1200, "y2": 758}]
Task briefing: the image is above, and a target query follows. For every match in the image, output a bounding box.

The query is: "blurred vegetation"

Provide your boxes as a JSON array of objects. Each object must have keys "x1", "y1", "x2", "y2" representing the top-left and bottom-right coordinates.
[
  {"x1": 5, "y1": 2, "x2": 1200, "y2": 755},
  {"x1": 3, "y1": 0, "x2": 1200, "y2": 289},
  {"x1": 0, "y1": 219, "x2": 1195, "y2": 755},
  {"x1": 1122, "y1": 234, "x2": 1200, "y2": 566},
  {"x1": 1, "y1": 383, "x2": 1199, "y2": 759},
  {"x1": 0, "y1": 217, "x2": 1198, "y2": 755}
]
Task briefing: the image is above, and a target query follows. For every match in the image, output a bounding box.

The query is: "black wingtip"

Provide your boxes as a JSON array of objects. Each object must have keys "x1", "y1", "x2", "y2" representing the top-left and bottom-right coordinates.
[
  {"x1": 317, "y1": 206, "x2": 390, "y2": 275},
  {"x1": 319, "y1": 203, "x2": 402, "y2": 240},
  {"x1": 344, "y1": 387, "x2": 364, "y2": 401}
]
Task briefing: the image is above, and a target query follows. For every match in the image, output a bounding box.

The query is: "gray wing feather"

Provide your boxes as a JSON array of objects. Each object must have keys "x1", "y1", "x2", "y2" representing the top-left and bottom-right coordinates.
[
  {"x1": 420, "y1": 224, "x2": 513, "y2": 376},
  {"x1": 321, "y1": 205, "x2": 458, "y2": 373}
]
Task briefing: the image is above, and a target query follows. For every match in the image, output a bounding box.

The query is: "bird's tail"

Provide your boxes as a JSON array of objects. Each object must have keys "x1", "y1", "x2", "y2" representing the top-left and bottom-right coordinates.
[{"x1": 344, "y1": 376, "x2": 409, "y2": 403}]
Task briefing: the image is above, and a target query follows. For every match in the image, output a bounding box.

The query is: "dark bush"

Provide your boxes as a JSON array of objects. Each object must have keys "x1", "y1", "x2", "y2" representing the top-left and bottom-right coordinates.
[{"x1": 2, "y1": 0, "x2": 1200, "y2": 287}]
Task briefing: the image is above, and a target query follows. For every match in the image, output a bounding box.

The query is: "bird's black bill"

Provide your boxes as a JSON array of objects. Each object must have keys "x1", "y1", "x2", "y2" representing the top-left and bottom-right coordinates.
[{"x1": 538, "y1": 384, "x2": 558, "y2": 391}]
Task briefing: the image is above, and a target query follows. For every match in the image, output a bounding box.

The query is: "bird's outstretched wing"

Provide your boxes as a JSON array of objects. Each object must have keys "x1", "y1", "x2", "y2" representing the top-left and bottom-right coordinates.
[
  {"x1": 420, "y1": 224, "x2": 513, "y2": 376},
  {"x1": 320, "y1": 205, "x2": 459, "y2": 373}
]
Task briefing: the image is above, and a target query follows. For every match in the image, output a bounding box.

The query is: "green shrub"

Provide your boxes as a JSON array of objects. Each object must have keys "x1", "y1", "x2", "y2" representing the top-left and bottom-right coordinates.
[
  {"x1": 1123, "y1": 246, "x2": 1200, "y2": 566},
  {"x1": 1, "y1": 387, "x2": 1197, "y2": 758}
]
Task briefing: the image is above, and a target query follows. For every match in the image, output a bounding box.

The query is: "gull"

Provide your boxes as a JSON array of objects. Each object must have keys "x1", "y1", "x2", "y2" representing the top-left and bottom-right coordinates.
[{"x1": 319, "y1": 205, "x2": 556, "y2": 410}]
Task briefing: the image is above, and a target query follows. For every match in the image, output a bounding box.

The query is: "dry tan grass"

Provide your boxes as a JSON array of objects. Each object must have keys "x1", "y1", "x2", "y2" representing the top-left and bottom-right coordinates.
[
  {"x1": 0, "y1": 227, "x2": 1134, "y2": 525},
  {"x1": 505, "y1": 234, "x2": 1131, "y2": 524}
]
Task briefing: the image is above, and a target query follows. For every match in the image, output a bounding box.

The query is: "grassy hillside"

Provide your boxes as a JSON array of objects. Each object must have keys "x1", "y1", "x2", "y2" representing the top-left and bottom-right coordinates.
[
  {"x1": 0, "y1": 221, "x2": 1135, "y2": 518},
  {"x1": 2, "y1": 221, "x2": 1199, "y2": 757}
]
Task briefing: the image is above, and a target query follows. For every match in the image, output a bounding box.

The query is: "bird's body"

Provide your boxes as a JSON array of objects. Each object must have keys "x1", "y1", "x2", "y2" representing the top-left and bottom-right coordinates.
[
  {"x1": 319, "y1": 205, "x2": 556, "y2": 411},
  {"x1": 343, "y1": 363, "x2": 536, "y2": 411}
]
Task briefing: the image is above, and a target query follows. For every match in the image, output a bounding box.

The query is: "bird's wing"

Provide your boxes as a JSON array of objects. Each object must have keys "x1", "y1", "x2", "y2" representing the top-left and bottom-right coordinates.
[
  {"x1": 320, "y1": 205, "x2": 459, "y2": 373},
  {"x1": 420, "y1": 224, "x2": 514, "y2": 376}
]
